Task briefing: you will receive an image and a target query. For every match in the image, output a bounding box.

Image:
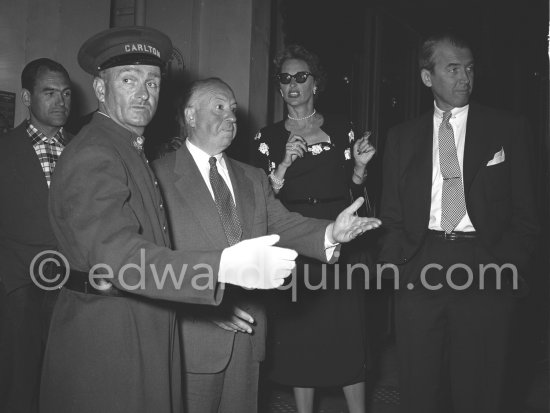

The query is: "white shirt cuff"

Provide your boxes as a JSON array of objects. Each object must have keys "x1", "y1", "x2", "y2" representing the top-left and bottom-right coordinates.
[{"x1": 324, "y1": 225, "x2": 340, "y2": 261}]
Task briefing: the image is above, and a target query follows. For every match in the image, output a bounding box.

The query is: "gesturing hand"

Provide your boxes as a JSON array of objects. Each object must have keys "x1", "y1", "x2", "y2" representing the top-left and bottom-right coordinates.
[
  {"x1": 329, "y1": 197, "x2": 382, "y2": 244},
  {"x1": 219, "y1": 235, "x2": 297, "y2": 289},
  {"x1": 281, "y1": 134, "x2": 307, "y2": 167},
  {"x1": 353, "y1": 131, "x2": 376, "y2": 168}
]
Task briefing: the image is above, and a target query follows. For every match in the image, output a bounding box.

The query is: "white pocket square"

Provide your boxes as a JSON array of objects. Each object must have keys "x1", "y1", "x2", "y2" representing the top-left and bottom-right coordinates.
[{"x1": 487, "y1": 147, "x2": 505, "y2": 166}]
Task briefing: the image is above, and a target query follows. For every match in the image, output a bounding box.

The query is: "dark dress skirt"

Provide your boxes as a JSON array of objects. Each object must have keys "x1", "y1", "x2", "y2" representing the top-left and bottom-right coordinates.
[{"x1": 251, "y1": 116, "x2": 370, "y2": 387}]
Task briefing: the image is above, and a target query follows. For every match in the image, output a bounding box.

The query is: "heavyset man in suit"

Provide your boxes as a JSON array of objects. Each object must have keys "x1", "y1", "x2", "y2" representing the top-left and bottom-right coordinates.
[
  {"x1": 152, "y1": 77, "x2": 381, "y2": 413},
  {"x1": 379, "y1": 33, "x2": 538, "y2": 413},
  {"x1": 0, "y1": 58, "x2": 72, "y2": 413}
]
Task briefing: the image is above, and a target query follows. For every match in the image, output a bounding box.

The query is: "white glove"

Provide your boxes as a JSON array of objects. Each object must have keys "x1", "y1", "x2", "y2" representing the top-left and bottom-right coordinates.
[{"x1": 218, "y1": 234, "x2": 297, "y2": 289}]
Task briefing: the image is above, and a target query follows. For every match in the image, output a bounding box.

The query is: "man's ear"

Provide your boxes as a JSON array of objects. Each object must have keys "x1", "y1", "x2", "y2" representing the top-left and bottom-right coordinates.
[
  {"x1": 185, "y1": 107, "x2": 196, "y2": 127},
  {"x1": 21, "y1": 89, "x2": 31, "y2": 108},
  {"x1": 93, "y1": 77, "x2": 106, "y2": 102},
  {"x1": 421, "y1": 69, "x2": 432, "y2": 87}
]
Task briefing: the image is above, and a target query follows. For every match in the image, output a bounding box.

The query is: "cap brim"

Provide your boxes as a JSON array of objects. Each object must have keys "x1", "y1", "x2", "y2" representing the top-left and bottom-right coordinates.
[{"x1": 99, "y1": 53, "x2": 164, "y2": 71}]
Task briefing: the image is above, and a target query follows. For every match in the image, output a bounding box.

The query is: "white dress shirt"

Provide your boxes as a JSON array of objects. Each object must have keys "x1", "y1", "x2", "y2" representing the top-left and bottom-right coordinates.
[
  {"x1": 186, "y1": 139, "x2": 337, "y2": 256},
  {"x1": 428, "y1": 103, "x2": 475, "y2": 232},
  {"x1": 186, "y1": 139, "x2": 236, "y2": 202}
]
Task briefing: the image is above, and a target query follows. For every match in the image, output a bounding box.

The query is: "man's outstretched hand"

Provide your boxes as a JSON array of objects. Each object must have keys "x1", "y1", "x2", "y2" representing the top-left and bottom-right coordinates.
[
  {"x1": 219, "y1": 235, "x2": 297, "y2": 289},
  {"x1": 328, "y1": 197, "x2": 382, "y2": 244}
]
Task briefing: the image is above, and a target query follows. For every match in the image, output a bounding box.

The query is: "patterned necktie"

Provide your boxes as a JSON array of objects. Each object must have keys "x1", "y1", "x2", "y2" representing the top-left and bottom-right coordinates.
[
  {"x1": 439, "y1": 111, "x2": 467, "y2": 233},
  {"x1": 209, "y1": 156, "x2": 242, "y2": 245}
]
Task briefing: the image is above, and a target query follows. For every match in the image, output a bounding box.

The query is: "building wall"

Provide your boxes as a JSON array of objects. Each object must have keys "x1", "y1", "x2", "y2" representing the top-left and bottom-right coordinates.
[
  {"x1": 0, "y1": 0, "x2": 28, "y2": 126},
  {"x1": 1, "y1": 0, "x2": 272, "y2": 153},
  {"x1": 1, "y1": 0, "x2": 110, "y2": 125}
]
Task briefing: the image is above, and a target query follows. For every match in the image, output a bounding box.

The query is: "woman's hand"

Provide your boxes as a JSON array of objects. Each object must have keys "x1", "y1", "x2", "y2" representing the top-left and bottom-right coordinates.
[
  {"x1": 281, "y1": 134, "x2": 307, "y2": 168},
  {"x1": 353, "y1": 131, "x2": 376, "y2": 168},
  {"x1": 271, "y1": 134, "x2": 307, "y2": 193}
]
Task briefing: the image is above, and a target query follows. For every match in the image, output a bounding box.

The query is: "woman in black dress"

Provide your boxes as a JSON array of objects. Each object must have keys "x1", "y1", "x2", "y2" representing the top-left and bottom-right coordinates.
[{"x1": 251, "y1": 45, "x2": 376, "y2": 413}]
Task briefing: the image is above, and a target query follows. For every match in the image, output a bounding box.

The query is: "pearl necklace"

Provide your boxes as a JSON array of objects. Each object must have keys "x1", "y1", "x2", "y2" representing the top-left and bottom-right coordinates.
[{"x1": 288, "y1": 109, "x2": 316, "y2": 121}]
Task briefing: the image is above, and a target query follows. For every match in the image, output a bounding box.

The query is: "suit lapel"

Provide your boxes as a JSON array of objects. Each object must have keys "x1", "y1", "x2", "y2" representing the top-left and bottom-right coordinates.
[
  {"x1": 463, "y1": 103, "x2": 492, "y2": 196},
  {"x1": 224, "y1": 155, "x2": 255, "y2": 240},
  {"x1": 12, "y1": 124, "x2": 51, "y2": 202},
  {"x1": 409, "y1": 113, "x2": 434, "y2": 223},
  {"x1": 174, "y1": 145, "x2": 229, "y2": 248}
]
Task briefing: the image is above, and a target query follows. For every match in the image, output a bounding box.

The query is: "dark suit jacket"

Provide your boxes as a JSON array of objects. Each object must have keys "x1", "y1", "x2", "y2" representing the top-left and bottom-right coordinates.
[
  {"x1": 152, "y1": 144, "x2": 331, "y2": 374},
  {"x1": 0, "y1": 121, "x2": 72, "y2": 293},
  {"x1": 379, "y1": 102, "x2": 538, "y2": 282}
]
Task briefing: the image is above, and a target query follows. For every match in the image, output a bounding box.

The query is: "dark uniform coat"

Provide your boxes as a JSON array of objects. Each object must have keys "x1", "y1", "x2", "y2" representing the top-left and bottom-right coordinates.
[{"x1": 40, "y1": 113, "x2": 224, "y2": 413}]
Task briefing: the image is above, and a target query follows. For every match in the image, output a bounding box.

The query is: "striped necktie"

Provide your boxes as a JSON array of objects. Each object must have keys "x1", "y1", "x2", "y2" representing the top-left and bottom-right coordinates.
[{"x1": 439, "y1": 111, "x2": 467, "y2": 233}]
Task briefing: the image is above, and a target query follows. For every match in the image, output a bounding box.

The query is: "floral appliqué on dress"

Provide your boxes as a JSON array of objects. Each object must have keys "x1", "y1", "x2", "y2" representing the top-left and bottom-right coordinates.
[
  {"x1": 258, "y1": 142, "x2": 269, "y2": 156},
  {"x1": 308, "y1": 142, "x2": 332, "y2": 155},
  {"x1": 255, "y1": 126, "x2": 355, "y2": 171}
]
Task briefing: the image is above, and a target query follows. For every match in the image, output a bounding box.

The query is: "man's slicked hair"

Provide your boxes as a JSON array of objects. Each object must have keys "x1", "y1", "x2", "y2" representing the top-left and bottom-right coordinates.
[
  {"x1": 418, "y1": 33, "x2": 473, "y2": 72},
  {"x1": 21, "y1": 58, "x2": 70, "y2": 92}
]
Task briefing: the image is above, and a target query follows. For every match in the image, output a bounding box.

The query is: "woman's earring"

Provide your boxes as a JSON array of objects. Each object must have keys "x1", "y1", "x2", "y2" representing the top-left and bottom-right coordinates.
[
  {"x1": 279, "y1": 89, "x2": 284, "y2": 96},
  {"x1": 313, "y1": 86, "x2": 318, "y2": 95}
]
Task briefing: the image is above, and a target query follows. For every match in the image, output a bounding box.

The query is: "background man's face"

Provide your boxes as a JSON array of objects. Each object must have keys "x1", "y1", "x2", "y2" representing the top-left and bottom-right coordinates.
[
  {"x1": 421, "y1": 41, "x2": 474, "y2": 111},
  {"x1": 24, "y1": 69, "x2": 71, "y2": 133},
  {"x1": 99, "y1": 64, "x2": 161, "y2": 134}
]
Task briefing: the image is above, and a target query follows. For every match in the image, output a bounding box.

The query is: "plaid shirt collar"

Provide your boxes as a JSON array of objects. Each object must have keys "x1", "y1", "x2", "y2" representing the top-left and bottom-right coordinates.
[{"x1": 26, "y1": 120, "x2": 68, "y2": 146}]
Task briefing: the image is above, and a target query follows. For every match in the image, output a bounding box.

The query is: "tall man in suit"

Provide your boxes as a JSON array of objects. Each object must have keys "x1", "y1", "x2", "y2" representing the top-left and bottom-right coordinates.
[
  {"x1": 0, "y1": 58, "x2": 72, "y2": 413},
  {"x1": 379, "y1": 33, "x2": 538, "y2": 413},
  {"x1": 152, "y1": 77, "x2": 381, "y2": 413}
]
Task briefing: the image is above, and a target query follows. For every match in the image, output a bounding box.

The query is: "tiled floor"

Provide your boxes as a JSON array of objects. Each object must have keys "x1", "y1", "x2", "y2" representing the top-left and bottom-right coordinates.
[
  {"x1": 261, "y1": 343, "x2": 401, "y2": 413},
  {"x1": 262, "y1": 342, "x2": 549, "y2": 413}
]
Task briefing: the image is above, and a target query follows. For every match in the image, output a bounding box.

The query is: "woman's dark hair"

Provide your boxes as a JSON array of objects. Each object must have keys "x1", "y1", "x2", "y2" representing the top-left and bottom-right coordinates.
[{"x1": 273, "y1": 44, "x2": 327, "y2": 94}]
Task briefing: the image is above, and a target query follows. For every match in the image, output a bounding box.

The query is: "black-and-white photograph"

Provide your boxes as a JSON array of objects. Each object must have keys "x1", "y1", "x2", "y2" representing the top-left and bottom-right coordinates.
[{"x1": 1, "y1": 0, "x2": 548, "y2": 412}]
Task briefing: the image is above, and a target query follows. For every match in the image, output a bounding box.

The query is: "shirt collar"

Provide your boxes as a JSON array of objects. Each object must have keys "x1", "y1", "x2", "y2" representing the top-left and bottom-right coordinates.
[
  {"x1": 433, "y1": 102, "x2": 469, "y2": 121},
  {"x1": 26, "y1": 120, "x2": 67, "y2": 145},
  {"x1": 186, "y1": 139, "x2": 227, "y2": 171}
]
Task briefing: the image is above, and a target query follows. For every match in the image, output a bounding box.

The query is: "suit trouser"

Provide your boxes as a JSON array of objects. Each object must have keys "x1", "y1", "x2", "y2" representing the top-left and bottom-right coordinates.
[
  {"x1": 184, "y1": 330, "x2": 260, "y2": 413},
  {"x1": 394, "y1": 235, "x2": 517, "y2": 413},
  {"x1": 0, "y1": 283, "x2": 57, "y2": 413}
]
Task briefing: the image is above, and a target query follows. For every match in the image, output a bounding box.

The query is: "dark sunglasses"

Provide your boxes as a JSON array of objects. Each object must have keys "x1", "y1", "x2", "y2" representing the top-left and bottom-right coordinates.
[{"x1": 276, "y1": 71, "x2": 313, "y2": 84}]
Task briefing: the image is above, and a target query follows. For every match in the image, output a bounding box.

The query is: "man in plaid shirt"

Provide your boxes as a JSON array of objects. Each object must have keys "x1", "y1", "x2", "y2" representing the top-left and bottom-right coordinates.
[{"x1": 0, "y1": 58, "x2": 72, "y2": 413}]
